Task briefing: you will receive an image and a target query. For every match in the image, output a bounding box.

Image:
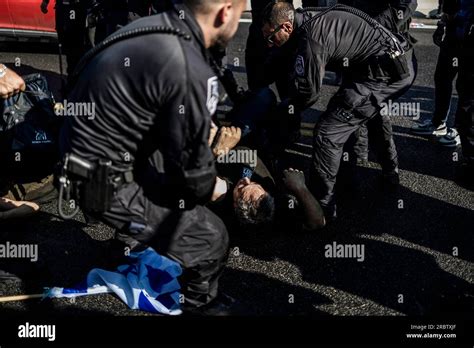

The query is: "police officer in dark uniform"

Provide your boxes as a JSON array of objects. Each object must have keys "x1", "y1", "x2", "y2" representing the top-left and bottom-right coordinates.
[
  {"x1": 261, "y1": 3, "x2": 415, "y2": 219},
  {"x1": 59, "y1": 0, "x2": 247, "y2": 312}
]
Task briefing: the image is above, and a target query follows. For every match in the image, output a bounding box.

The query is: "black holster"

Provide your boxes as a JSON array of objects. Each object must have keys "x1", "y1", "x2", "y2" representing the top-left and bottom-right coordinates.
[
  {"x1": 368, "y1": 53, "x2": 410, "y2": 83},
  {"x1": 60, "y1": 153, "x2": 132, "y2": 215}
]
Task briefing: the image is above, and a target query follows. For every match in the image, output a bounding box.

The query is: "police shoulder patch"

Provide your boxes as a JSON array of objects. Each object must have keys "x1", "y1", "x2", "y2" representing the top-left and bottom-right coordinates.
[
  {"x1": 295, "y1": 55, "x2": 305, "y2": 77},
  {"x1": 206, "y1": 76, "x2": 219, "y2": 115}
]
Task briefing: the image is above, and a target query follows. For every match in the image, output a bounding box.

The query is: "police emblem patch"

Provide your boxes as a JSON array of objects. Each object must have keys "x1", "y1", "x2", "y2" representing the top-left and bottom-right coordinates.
[
  {"x1": 207, "y1": 76, "x2": 219, "y2": 115},
  {"x1": 295, "y1": 55, "x2": 305, "y2": 77}
]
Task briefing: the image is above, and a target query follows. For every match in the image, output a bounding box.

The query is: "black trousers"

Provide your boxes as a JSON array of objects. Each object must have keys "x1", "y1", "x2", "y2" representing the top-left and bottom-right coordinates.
[
  {"x1": 455, "y1": 35, "x2": 474, "y2": 166},
  {"x1": 55, "y1": 2, "x2": 88, "y2": 76},
  {"x1": 98, "y1": 182, "x2": 229, "y2": 308},
  {"x1": 432, "y1": 37, "x2": 460, "y2": 127},
  {"x1": 352, "y1": 49, "x2": 418, "y2": 168},
  {"x1": 311, "y1": 49, "x2": 416, "y2": 216},
  {"x1": 351, "y1": 112, "x2": 399, "y2": 172}
]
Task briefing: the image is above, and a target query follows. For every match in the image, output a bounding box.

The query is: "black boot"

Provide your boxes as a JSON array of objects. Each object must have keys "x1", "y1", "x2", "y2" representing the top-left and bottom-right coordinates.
[{"x1": 183, "y1": 292, "x2": 251, "y2": 316}]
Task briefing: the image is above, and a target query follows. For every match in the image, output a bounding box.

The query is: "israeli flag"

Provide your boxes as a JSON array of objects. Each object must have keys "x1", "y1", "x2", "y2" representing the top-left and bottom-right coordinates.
[{"x1": 45, "y1": 247, "x2": 183, "y2": 315}]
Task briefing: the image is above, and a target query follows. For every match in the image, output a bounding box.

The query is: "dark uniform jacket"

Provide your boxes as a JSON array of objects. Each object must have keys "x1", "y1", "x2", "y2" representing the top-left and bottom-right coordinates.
[
  {"x1": 289, "y1": 7, "x2": 397, "y2": 110},
  {"x1": 60, "y1": 5, "x2": 219, "y2": 206}
]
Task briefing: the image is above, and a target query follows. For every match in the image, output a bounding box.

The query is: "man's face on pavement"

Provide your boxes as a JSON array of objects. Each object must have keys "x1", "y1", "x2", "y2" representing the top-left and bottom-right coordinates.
[
  {"x1": 233, "y1": 177, "x2": 267, "y2": 208},
  {"x1": 215, "y1": 0, "x2": 247, "y2": 48},
  {"x1": 262, "y1": 21, "x2": 292, "y2": 48}
]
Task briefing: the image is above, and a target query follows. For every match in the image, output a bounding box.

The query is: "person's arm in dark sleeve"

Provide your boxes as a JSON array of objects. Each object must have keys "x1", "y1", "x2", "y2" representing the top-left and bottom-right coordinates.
[
  {"x1": 374, "y1": 0, "x2": 418, "y2": 32},
  {"x1": 287, "y1": 31, "x2": 326, "y2": 112},
  {"x1": 181, "y1": 76, "x2": 219, "y2": 205},
  {"x1": 154, "y1": 48, "x2": 217, "y2": 206},
  {"x1": 262, "y1": 48, "x2": 287, "y2": 86}
]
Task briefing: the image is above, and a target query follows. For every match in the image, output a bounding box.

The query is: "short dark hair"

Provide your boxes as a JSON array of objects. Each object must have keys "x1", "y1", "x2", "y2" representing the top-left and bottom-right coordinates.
[
  {"x1": 235, "y1": 193, "x2": 275, "y2": 227},
  {"x1": 262, "y1": 1, "x2": 295, "y2": 27}
]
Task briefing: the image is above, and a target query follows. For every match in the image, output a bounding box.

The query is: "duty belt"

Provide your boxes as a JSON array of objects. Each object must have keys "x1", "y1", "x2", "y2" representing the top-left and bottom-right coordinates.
[
  {"x1": 367, "y1": 52, "x2": 410, "y2": 83},
  {"x1": 58, "y1": 153, "x2": 134, "y2": 219}
]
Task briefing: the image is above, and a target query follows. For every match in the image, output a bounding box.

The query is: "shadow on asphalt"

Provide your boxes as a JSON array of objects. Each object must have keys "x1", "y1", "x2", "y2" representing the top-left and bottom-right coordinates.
[
  {"x1": 393, "y1": 127, "x2": 461, "y2": 181},
  {"x1": 229, "y1": 160, "x2": 473, "y2": 316},
  {"x1": 0, "y1": 211, "x2": 117, "y2": 293},
  {"x1": 221, "y1": 269, "x2": 332, "y2": 316}
]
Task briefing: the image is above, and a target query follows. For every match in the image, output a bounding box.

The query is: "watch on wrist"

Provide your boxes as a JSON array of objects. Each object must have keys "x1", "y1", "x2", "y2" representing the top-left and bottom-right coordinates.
[{"x1": 0, "y1": 64, "x2": 7, "y2": 78}]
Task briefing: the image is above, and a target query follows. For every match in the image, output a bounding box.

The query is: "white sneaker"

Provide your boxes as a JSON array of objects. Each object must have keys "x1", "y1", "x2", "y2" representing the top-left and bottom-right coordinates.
[
  {"x1": 411, "y1": 120, "x2": 447, "y2": 136},
  {"x1": 438, "y1": 128, "x2": 461, "y2": 148}
]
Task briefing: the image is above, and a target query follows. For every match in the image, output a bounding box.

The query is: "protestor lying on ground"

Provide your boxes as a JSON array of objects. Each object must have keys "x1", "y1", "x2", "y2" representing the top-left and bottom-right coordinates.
[{"x1": 208, "y1": 125, "x2": 326, "y2": 235}]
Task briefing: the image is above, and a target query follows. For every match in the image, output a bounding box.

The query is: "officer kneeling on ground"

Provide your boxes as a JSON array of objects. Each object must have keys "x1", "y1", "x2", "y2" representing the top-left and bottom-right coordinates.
[
  {"x1": 58, "y1": 0, "x2": 247, "y2": 315},
  {"x1": 260, "y1": 3, "x2": 415, "y2": 220}
]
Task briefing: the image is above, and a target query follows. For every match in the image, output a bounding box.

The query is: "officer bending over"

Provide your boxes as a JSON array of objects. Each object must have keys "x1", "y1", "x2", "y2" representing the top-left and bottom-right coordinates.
[
  {"x1": 261, "y1": 3, "x2": 415, "y2": 220},
  {"x1": 59, "y1": 0, "x2": 247, "y2": 314}
]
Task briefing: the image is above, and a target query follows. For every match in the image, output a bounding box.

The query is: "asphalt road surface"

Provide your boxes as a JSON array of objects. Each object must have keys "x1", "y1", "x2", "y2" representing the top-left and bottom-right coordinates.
[{"x1": 0, "y1": 20, "x2": 472, "y2": 317}]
